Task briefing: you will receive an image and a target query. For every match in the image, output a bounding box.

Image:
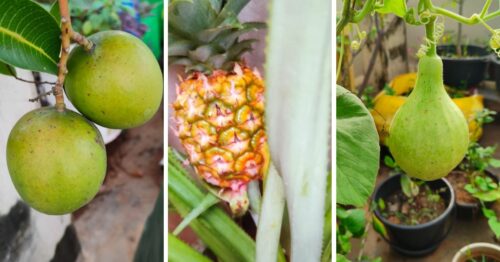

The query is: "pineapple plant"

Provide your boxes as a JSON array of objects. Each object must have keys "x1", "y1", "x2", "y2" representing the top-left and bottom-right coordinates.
[{"x1": 168, "y1": 0, "x2": 269, "y2": 215}]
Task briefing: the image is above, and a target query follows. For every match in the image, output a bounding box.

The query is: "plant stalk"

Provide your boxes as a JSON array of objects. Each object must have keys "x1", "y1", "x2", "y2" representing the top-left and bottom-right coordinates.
[
  {"x1": 456, "y1": 0, "x2": 463, "y2": 56},
  {"x1": 425, "y1": 16, "x2": 437, "y2": 56},
  {"x1": 55, "y1": 0, "x2": 94, "y2": 112},
  {"x1": 55, "y1": 0, "x2": 71, "y2": 111}
]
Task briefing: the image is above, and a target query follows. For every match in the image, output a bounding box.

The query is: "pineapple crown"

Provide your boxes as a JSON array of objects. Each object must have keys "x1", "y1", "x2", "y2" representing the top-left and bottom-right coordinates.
[{"x1": 168, "y1": 0, "x2": 265, "y2": 74}]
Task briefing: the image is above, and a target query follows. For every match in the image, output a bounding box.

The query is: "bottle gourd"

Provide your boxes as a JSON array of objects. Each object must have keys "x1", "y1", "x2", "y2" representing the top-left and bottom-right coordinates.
[{"x1": 388, "y1": 54, "x2": 469, "y2": 181}]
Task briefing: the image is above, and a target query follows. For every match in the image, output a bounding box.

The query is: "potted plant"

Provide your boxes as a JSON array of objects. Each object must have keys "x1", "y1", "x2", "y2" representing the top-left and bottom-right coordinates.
[
  {"x1": 436, "y1": 0, "x2": 490, "y2": 89},
  {"x1": 452, "y1": 242, "x2": 500, "y2": 262},
  {"x1": 437, "y1": 44, "x2": 490, "y2": 89},
  {"x1": 373, "y1": 157, "x2": 456, "y2": 256},
  {"x1": 447, "y1": 142, "x2": 500, "y2": 219}
]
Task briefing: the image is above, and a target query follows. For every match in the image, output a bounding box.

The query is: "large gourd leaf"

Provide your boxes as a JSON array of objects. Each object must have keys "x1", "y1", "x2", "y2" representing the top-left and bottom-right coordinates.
[
  {"x1": 336, "y1": 85, "x2": 380, "y2": 207},
  {"x1": 0, "y1": 0, "x2": 61, "y2": 74},
  {"x1": 265, "y1": 0, "x2": 331, "y2": 260}
]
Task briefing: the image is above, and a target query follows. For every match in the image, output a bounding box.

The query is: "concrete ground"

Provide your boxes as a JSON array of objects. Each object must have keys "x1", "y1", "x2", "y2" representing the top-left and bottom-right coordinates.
[
  {"x1": 350, "y1": 86, "x2": 500, "y2": 261},
  {"x1": 72, "y1": 108, "x2": 163, "y2": 262}
]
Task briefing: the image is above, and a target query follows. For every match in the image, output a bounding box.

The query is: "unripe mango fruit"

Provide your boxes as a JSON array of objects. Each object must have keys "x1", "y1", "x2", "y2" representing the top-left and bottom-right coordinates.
[
  {"x1": 65, "y1": 31, "x2": 163, "y2": 129},
  {"x1": 388, "y1": 55, "x2": 469, "y2": 181},
  {"x1": 7, "y1": 107, "x2": 107, "y2": 215}
]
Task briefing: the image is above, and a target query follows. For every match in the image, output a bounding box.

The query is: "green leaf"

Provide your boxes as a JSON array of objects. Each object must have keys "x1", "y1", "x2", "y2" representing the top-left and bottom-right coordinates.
[
  {"x1": 172, "y1": 193, "x2": 219, "y2": 235},
  {"x1": 336, "y1": 254, "x2": 351, "y2": 262},
  {"x1": 0, "y1": 0, "x2": 61, "y2": 74},
  {"x1": 489, "y1": 158, "x2": 500, "y2": 168},
  {"x1": 168, "y1": 0, "x2": 218, "y2": 40},
  {"x1": 168, "y1": 233, "x2": 211, "y2": 262},
  {"x1": 0, "y1": 61, "x2": 16, "y2": 77},
  {"x1": 337, "y1": 85, "x2": 380, "y2": 207},
  {"x1": 340, "y1": 209, "x2": 366, "y2": 238},
  {"x1": 372, "y1": 215, "x2": 388, "y2": 239},
  {"x1": 168, "y1": 150, "x2": 258, "y2": 262},
  {"x1": 483, "y1": 207, "x2": 496, "y2": 219},
  {"x1": 488, "y1": 217, "x2": 500, "y2": 239},
  {"x1": 134, "y1": 190, "x2": 163, "y2": 262},
  {"x1": 401, "y1": 175, "x2": 419, "y2": 198},
  {"x1": 375, "y1": 0, "x2": 407, "y2": 18},
  {"x1": 473, "y1": 188, "x2": 500, "y2": 202},
  {"x1": 384, "y1": 155, "x2": 395, "y2": 168},
  {"x1": 49, "y1": 1, "x2": 61, "y2": 24}
]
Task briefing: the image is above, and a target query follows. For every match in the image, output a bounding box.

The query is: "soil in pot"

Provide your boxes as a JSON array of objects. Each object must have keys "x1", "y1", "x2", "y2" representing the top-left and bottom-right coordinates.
[
  {"x1": 465, "y1": 255, "x2": 498, "y2": 262},
  {"x1": 447, "y1": 171, "x2": 478, "y2": 206},
  {"x1": 379, "y1": 183, "x2": 447, "y2": 225},
  {"x1": 447, "y1": 171, "x2": 498, "y2": 219}
]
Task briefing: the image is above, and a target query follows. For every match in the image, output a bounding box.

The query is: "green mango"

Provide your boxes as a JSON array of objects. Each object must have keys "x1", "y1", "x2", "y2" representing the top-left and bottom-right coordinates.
[
  {"x1": 65, "y1": 30, "x2": 163, "y2": 129},
  {"x1": 7, "y1": 107, "x2": 107, "y2": 215},
  {"x1": 388, "y1": 55, "x2": 469, "y2": 181}
]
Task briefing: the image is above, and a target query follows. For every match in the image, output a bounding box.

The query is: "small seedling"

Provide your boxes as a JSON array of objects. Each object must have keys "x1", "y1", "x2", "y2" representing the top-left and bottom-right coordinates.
[{"x1": 461, "y1": 143, "x2": 500, "y2": 240}]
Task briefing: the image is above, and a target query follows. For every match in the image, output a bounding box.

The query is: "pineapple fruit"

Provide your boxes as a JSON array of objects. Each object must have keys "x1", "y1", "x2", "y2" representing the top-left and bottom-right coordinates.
[{"x1": 169, "y1": 0, "x2": 269, "y2": 215}]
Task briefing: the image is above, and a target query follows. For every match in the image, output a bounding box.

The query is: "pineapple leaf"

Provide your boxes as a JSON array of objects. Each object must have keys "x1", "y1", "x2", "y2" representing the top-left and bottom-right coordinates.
[
  {"x1": 168, "y1": 0, "x2": 218, "y2": 39},
  {"x1": 227, "y1": 39, "x2": 257, "y2": 59},
  {"x1": 217, "y1": 22, "x2": 266, "y2": 50},
  {"x1": 265, "y1": 0, "x2": 331, "y2": 260},
  {"x1": 188, "y1": 45, "x2": 215, "y2": 62},
  {"x1": 186, "y1": 64, "x2": 212, "y2": 73},
  {"x1": 168, "y1": 38, "x2": 195, "y2": 56},
  {"x1": 170, "y1": 57, "x2": 194, "y2": 66},
  {"x1": 168, "y1": 149, "x2": 257, "y2": 262},
  {"x1": 207, "y1": 53, "x2": 228, "y2": 69},
  {"x1": 173, "y1": 193, "x2": 220, "y2": 235},
  {"x1": 256, "y1": 163, "x2": 286, "y2": 262},
  {"x1": 168, "y1": 233, "x2": 211, "y2": 262},
  {"x1": 207, "y1": 0, "x2": 223, "y2": 12},
  {"x1": 198, "y1": 24, "x2": 240, "y2": 43},
  {"x1": 215, "y1": 0, "x2": 250, "y2": 24}
]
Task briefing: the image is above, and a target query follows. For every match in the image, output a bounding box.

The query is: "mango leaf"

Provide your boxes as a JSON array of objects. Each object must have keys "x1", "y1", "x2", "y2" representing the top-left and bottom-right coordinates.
[
  {"x1": 0, "y1": 61, "x2": 16, "y2": 77},
  {"x1": 375, "y1": 0, "x2": 407, "y2": 18},
  {"x1": 0, "y1": 0, "x2": 61, "y2": 74},
  {"x1": 50, "y1": 1, "x2": 61, "y2": 25},
  {"x1": 337, "y1": 85, "x2": 380, "y2": 207}
]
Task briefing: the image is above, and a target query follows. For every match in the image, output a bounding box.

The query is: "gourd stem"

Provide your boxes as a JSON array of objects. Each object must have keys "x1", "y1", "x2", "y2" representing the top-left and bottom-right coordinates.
[{"x1": 425, "y1": 16, "x2": 437, "y2": 56}]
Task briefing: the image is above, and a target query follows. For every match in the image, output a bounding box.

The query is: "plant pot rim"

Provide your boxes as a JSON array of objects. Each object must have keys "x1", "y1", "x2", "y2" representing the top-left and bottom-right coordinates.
[
  {"x1": 448, "y1": 170, "x2": 498, "y2": 208},
  {"x1": 452, "y1": 242, "x2": 500, "y2": 262},
  {"x1": 437, "y1": 44, "x2": 491, "y2": 60},
  {"x1": 373, "y1": 174, "x2": 455, "y2": 230}
]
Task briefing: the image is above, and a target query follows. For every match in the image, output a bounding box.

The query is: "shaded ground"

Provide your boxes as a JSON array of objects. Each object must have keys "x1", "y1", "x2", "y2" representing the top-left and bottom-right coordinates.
[
  {"x1": 350, "y1": 87, "x2": 500, "y2": 261},
  {"x1": 72, "y1": 108, "x2": 163, "y2": 262}
]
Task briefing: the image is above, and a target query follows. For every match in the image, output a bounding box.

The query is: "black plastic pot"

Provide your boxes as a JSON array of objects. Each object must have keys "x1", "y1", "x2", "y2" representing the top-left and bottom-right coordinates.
[
  {"x1": 437, "y1": 45, "x2": 490, "y2": 89},
  {"x1": 491, "y1": 57, "x2": 500, "y2": 91},
  {"x1": 449, "y1": 170, "x2": 499, "y2": 220},
  {"x1": 373, "y1": 174, "x2": 455, "y2": 256}
]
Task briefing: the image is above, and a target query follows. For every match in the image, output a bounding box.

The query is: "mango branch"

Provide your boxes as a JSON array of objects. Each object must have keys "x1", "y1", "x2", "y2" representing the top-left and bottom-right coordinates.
[
  {"x1": 55, "y1": 0, "x2": 94, "y2": 112},
  {"x1": 54, "y1": 0, "x2": 71, "y2": 111}
]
